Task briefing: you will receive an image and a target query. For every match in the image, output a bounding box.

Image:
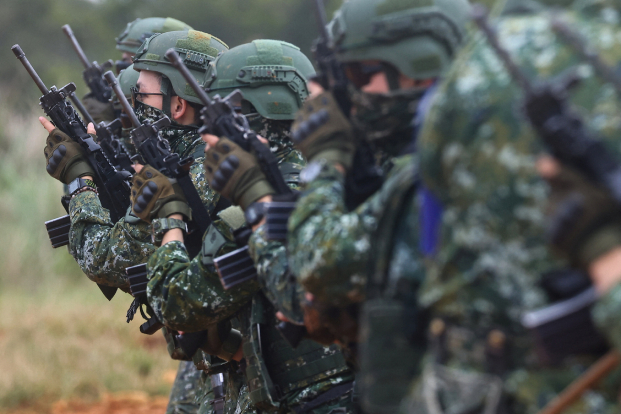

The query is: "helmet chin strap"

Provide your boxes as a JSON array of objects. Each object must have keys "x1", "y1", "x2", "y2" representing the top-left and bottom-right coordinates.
[
  {"x1": 381, "y1": 63, "x2": 401, "y2": 92},
  {"x1": 160, "y1": 75, "x2": 173, "y2": 118}
]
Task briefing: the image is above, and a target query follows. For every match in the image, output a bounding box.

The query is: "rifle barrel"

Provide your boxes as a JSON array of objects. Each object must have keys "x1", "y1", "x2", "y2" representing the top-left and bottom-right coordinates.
[
  {"x1": 471, "y1": 4, "x2": 533, "y2": 94},
  {"x1": 165, "y1": 49, "x2": 214, "y2": 106},
  {"x1": 11, "y1": 44, "x2": 49, "y2": 94},
  {"x1": 312, "y1": 0, "x2": 331, "y2": 42},
  {"x1": 62, "y1": 24, "x2": 92, "y2": 69},
  {"x1": 551, "y1": 17, "x2": 621, "y2": 95},
  {"x1": 103, "y1": 71, "x2": 141, "y2": 128}
]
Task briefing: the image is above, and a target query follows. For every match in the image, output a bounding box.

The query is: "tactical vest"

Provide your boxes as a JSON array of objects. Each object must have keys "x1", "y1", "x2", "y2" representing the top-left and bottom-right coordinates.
[{"x1": 241, "y1": 293, "x2": 350, "y2": 411}]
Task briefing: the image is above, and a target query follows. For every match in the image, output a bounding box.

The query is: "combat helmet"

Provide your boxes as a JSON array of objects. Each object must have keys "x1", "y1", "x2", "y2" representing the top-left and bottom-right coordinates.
[
  {"x1": 116, "y1": 17, "x2": 193, "y2": 55},
  {"x1": 133, "y1": 30, "x2": 228, "y2": 109},
  {"x1": 329, "y1": 0, "x2": 471, "y2": 80},
  {"x1": 116, "y1": 64, "x2": 139, "y2": 102},
  {"x1": 204, "y1": 39, "x2": 315, "y2": 120}
]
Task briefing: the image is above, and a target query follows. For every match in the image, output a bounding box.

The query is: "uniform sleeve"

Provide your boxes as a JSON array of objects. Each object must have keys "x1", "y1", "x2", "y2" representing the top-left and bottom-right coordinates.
[
  {"x1": 68, "y1": 190, "x2": 154, "y2": 288},
  {"x1": 249, "y1": 226, "x2": 305, "y2": 324},
  {"x1": 146, "y1": 236, "x2": 259, "y2": 332},
  {"x1": 146, "y1": 158, "x2": 259, "y2": 332},
  {"x1": 287, "y1": 163, "x2": 379, "y2": 307}
]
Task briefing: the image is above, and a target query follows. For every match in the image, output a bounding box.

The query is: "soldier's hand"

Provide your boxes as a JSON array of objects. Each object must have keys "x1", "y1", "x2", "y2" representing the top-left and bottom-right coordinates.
[
  {"x1": 291, "y1": 91, "x2": 355, "y2": 170},
  {"x1": 203, "y1": 138, "x2": 275, "y2": 210},
  {"x1": 539, "y1": 156, "x2": 621, "y2": 272},
  {"x1": 41, "y1": 117, "x2": 95, "y2": 184},
  {"x1": 130, "y1": 165, "x2": 191, "y2": 222}
]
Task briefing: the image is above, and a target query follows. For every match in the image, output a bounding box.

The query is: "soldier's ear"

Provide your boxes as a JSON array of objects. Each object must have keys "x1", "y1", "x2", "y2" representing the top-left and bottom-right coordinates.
[{"x1": 170, "y1": 96, "x2": 188, "y2": 122}]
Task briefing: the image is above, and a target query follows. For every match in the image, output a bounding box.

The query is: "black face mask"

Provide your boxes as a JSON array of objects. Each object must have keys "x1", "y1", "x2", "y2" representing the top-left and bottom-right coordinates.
[{"x1": 350, "y1": 87, "x2": 426, "y2": 157}]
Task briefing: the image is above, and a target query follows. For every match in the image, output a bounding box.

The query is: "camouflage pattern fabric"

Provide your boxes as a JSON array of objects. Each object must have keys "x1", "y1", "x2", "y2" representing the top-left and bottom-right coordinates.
[
  {"x1": 196, "y1": 371, "x2": 216, "y2": 414},
  {"x1": 166, "y1": 360, "x2": 203, "y2": 414},
  {"x1": 248, "y1": 225, "x2": 305, "y2": 324},
  {"x1": 287, "y1": 154, "x2": 416, "y2": 309},
  {"x1": 405, "y1": 2, "x2": 621, "y2": 412},
  {"x1": 68, "y1": 191, "x2": 152, "y2": 288},
  {"x1": 146, "y1": 124, "x2": 302, "y2": 331}
]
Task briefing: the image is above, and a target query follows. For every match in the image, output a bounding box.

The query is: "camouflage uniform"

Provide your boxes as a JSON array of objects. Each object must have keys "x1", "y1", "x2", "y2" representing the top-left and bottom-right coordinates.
[
  {"x1": 167, "y1": 360, "x2": 206, "y2": 414},
  {"x1": 402, "y1": 1, "x2": 621, "y2": 412}
]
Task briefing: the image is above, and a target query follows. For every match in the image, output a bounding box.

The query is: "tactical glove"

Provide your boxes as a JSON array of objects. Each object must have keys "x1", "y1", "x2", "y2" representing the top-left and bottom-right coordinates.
[
  {"x1": 130, "y1": 165, "x2": 191, "y2": 222},
  {"x1": 291, "y1": 91, "x2": 355, "y2": 170},
  {"x1": 44, "y1": 128, "x2": 94, "y2": 184},
  {"x1": 204, "y1": 138, "x2": 275, "y2": 210},
  {"x1": 546, "y1": 165, "x2": 621, "y2": 269}
]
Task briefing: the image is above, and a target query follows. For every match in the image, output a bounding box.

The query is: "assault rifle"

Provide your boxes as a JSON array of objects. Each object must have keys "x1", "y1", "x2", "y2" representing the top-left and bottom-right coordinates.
[
  {"x1": 311, "y1": 0, "x2": 351, "y2": 116},
  {"x1": 44, "y1": 92, "x2": 133, "y2": 252},
  {"x1": 12, "y1": 45, "x2": 131, "y2": 222},
  {"x1": 62, "y1": 24, "x2": 113, "y2": 103},
  {"x1": 103, "y1": 70, "x2": 212, "y2": 257},
  {"x1": 472, "y1": 5, "x2": 621, "y2": 204},
  {"x1": 67, "y1": 91, "x2": 134, "y2": 173}
]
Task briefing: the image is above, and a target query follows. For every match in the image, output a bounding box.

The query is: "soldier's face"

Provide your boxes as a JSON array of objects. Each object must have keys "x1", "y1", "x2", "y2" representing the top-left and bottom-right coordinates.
[{"x1": 135, "y1": 71, "x2": 163, "y2": 109}]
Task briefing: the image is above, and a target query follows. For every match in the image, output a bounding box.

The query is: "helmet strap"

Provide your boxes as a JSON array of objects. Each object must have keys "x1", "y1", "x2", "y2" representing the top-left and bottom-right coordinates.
[
  {"x1": 382, "y1": 63, "x2": 401, "y2": 92},
  {"x1": 160, "y1": 75, "x2": 173, "y2": 118}
]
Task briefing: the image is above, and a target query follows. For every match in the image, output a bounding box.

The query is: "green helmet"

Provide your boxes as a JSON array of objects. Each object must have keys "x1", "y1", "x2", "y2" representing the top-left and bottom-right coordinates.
[
  {"x1": 116, "y1": 17, "x2": 193, "y2": 54},
  {"x1": 204, "y1": 39, "x2": 315, "y2": 121},
  {"x1": 119, "y1": 64, "x2": 139, "y2": 98},
  {"x1": 111, "y1": 64, "x2": 139, "y2": 111},
  {"x1": 329, "y1": 0, "x2": 471, "y2": 80},
  {"x1": 133, "y1": 30, "x2": 229, "y2": 105}
]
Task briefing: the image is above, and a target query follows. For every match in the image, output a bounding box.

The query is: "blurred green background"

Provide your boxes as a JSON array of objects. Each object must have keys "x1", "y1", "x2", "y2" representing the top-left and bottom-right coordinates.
[{"x1": 0, "y1": 0, "x2": 338, "y2": 411}]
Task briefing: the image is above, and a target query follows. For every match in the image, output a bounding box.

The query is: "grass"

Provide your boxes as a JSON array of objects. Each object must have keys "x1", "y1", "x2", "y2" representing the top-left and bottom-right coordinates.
[{"x1": 0, "y1": 100, "x2": 178, "y2": 412}]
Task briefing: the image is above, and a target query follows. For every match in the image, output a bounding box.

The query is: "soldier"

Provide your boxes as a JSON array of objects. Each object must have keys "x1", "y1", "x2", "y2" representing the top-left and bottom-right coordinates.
[
  {"x1": 139, "y1": 39, "x2": 356, "y2": 413},
  {"x1": 405, "y1": 0, "x2": 621, "y2": 412},
  {"x1": 82, "y1": 17, "x2": 193, "y2": 124},
  {"x1": 272, "y1": 0, "x2": 468, "y2": 412},
  {"x1": 40, "y1": 29, "x2": 228, "y2": 414}
]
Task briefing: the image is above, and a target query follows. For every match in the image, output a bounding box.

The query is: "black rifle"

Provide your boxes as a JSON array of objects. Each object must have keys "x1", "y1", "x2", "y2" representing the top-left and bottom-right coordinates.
[
  {"x1": 472, "y1": 5, "x2": 621, "y2": 204},
  {"x1": 43, "y1": 93, "x2": 133, "y2": 253},
  {"x1": 103, "y1": 71, "x2": 212, "y2": 257},
  {"x1": 68, "y1": 91, "x2": 134, "y2": 173},
  {"x1": 62, "y1": 24, "x2": 113, "y2": 103},
  {"x1": 12, "y1": 45, "x2": 131, "y2": 222},
  {"x1": 311, "y1": 0, "x2": 351, "y2": 116},
  {"x1": 164, "y1": 49, "x2": 292, "y2": 196}
]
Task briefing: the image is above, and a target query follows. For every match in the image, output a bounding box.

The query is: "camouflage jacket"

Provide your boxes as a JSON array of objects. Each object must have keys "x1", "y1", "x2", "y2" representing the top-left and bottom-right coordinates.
[
  {"x1": 146, "y1": 121, "x2": 304, "y2": 331},
  {"x1": 287, "y1": 154, "x2": 415, "y2": 309},
  {"x1": 407, "y1": 2, "x2": 621, "y2": 412},
  {"x1": 68, "y1": 129, "x2": 209, "y2": 289}
]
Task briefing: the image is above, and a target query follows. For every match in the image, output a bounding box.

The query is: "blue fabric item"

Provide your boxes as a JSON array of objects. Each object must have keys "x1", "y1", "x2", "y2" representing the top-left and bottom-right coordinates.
[
  {"x1": 412, "y1": 82, "x2": 438, "y2": 143},
  {"x1": 419, "y1": 186, "x2": 443, "y2": 257}
]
